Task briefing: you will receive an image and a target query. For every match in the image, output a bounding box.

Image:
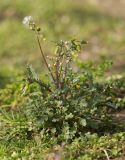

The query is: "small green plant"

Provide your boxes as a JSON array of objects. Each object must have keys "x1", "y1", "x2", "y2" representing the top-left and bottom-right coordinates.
[{"x1": 21, "y1": 16, "x2": 122, "y2": 141}]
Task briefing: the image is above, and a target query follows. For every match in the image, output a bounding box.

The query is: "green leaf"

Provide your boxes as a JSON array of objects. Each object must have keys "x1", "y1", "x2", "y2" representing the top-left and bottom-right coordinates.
[
  {"x1": 65, "y1": 113, "x2": 74, "y2": 120},
  {"x1": 80, "y1": 119, "x2": 87, "y2": 127}
]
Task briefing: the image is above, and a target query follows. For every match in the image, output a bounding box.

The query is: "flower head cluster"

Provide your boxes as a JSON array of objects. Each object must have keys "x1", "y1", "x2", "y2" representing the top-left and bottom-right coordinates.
[{"x1": 22, "y1": 16, "x2": 35, "y2": 29}]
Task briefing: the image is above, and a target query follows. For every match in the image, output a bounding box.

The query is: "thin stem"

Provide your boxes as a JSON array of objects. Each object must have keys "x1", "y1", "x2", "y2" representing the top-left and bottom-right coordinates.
[
  {"x1": 55, "y1": 57, "x2": 60, "y2": 88},
  {"x1": 35, "y1": 30, "x2": 55, "y2": 84},
  {"x1": 58, "y1": 55, "x2": 65, "y2": 88},
  {"x1": 64, "y1": 57, "x2": 71, "y2": 80},
  {"x1": 103, "y1": 149, "x2": 110, "y2": 160}
]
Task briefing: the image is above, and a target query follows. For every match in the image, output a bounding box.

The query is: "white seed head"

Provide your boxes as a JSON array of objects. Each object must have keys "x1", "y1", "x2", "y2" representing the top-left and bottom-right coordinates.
[{"x1": 22, "y1": 16, "x2": 34, "y2": 28}]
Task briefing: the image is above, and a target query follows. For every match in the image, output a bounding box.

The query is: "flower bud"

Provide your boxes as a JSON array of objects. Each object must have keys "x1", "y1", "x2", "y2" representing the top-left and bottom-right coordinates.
[{"x1": 36, "y1": 27, "x2": 41, "y2": 32}]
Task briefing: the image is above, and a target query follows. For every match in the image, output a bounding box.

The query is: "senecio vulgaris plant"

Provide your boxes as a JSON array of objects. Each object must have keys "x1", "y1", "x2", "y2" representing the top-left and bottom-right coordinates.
[{"x1": 22, "y1": 16, "x2": 116, "y2": 141}]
